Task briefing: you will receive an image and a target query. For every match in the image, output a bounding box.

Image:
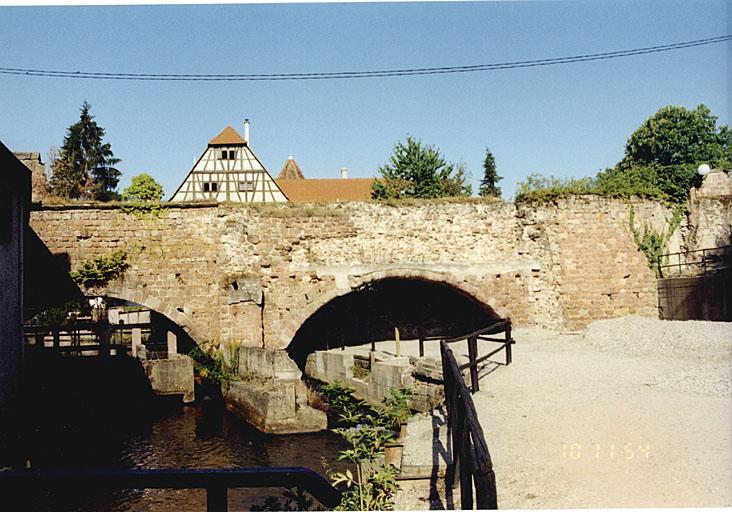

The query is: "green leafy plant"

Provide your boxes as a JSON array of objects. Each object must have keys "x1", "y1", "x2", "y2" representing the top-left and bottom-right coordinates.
[
  {"x1": 188, "y1": 346, "x2": 237, "y2": 390},
  {"x1": 250, "y1": 486, "x2": 320, "y2": 511},
  {"x1": 515, "y1": 104, "x2": 730, "y2": 207},
  {"x1": 372, "y1": 136, "x2": 471, "y2": 200},
  {"x1": 122, "y1": 173, "x2": 164, "y2": 202},
  {"x1": 629, "y1": 206, "x2": 683, "y2": 277},
  {"x1": 120, "y1": 201, "x2": 167, "y2": 219},
  {"x1": 316, "y1": 381, "x2": 415, "y2": 510},
  {"x1": 70, "y1": 250, "x2": 129, "y2": 287},
  {"x1": 379, "y1": 387, "x2": 414, "y2": 428},
  {"x1": 515, "y1": 173, "x2": 597, "y2": 203},
  {"x1": 34, "y1": 300, "x2": 88, "y2": 328}
]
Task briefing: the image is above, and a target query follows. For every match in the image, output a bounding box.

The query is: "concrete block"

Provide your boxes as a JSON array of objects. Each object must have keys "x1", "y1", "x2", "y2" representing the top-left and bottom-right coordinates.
[
  {"x1": 238, "y1": 347, "x2": 302, "y2": 380},
  {"x1": 224, "y1": 380, "x2": 326, "y2": 434},
  {"x1": 305, "y1": 350, "x2": 354, "y2": 383},
  {"x1": 142, "y1": 355, "x2": 194, "y2": 403},
  {"x1": 131, "y1": 328, "x2": 142, "y2": 358},
  {"x1": 167, "y1": 331, "x2": 177, "y2": 355}
]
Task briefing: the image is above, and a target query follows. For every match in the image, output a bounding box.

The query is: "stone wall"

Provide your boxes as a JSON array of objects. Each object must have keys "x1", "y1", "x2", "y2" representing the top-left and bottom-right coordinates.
[
  {"x1": 14, "y1": 152, "x2": 48, "y2": 203},
  {"x1": 28, "y1": 196, "x2": 707, "y2": 348},
  {"x1": 1, "y1": 147, "x2": 31, "y2": 439}
]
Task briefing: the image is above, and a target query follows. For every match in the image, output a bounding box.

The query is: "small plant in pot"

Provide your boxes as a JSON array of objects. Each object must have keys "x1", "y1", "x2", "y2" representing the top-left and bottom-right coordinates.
[{"x1": 381, "y1": 387, "x2": 414, "y2": 441}]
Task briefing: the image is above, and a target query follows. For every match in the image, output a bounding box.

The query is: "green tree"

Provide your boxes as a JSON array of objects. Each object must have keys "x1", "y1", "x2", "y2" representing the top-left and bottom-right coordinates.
[
  {"x1": 478, "y1": 148, "x2": 502, "y2": 197},
  {"x1": 50, "y1": 101, "x2": 121, "y2": 201},
  {"x1": 619, "y1": 104, "x2": 727, "y2": 168},
  {"x1": 122, "y1": 173, "x2": 164, "y2": 202},
  {"x1": 610, "y1": 104, "x2": 730, "y2": 204},
  {"x1": 371, "y1": 136, "x2": 470, "y2": 199}
]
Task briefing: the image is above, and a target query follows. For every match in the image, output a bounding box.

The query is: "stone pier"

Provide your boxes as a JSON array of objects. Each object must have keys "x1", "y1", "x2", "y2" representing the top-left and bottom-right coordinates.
[{"x1": 222, "y1": 346, "x2": 327, "y2": 434}]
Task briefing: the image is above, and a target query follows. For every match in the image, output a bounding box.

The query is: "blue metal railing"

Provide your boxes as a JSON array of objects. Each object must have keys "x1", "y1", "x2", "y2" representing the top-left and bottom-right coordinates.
[{"x1": 0, "y1": 467, "x2": 341, "y2": 512}]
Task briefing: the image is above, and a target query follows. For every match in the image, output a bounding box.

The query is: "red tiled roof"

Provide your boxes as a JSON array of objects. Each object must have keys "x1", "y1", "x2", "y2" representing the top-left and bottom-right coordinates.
[
  {"x1": 278, "y1": 157, "x2": 305, "y2": 179},
  {"x1": 276, "y1": 178, "x2": 374, "y2": 202},
  {"x1": 208, "y1": 126, "x2": 246, "y2": 146}
]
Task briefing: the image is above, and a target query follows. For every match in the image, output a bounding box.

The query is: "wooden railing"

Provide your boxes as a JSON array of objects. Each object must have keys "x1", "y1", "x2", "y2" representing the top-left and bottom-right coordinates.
[
  {"x1": 0, "y1": 467, "x2": 341, "y2": 512},
  {"x1": 442, "y1": 319, "x2": 513, "y2": 393},
  {"x1": 441, "y1": 340, "x2": 498, "y2": 509},
  {"x1": 438, "y1": 318, "x2": 513, "y2": 509}
]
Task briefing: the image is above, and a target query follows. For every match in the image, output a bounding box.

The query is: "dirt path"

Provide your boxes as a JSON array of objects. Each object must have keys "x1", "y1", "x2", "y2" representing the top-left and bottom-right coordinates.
[{"x1": 397, "y1": 318, "x2": 732, "y2": 509}]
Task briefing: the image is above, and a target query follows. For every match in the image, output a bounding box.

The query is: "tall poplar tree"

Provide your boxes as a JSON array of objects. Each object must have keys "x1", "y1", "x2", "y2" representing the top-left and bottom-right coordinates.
[{"x1": 50, "y1": 101, "x2": 121, "y2": 200}]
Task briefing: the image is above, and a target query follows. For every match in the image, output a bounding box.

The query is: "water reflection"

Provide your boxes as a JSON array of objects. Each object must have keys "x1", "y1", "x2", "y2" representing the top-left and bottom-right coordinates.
[{"x1": 25, "y1": 400, "x2": 347, "y2": 511}]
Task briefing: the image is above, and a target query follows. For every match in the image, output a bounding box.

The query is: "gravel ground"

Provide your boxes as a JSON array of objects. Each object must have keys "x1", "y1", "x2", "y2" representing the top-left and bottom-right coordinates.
[{"x1": 395, "y1": 316, "x2": 732, "y2": 509}]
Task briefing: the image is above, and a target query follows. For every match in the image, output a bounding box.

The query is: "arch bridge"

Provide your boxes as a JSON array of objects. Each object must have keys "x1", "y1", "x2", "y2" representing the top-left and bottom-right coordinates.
[{"x1": 29, "y1": 199, "x2": 659, "y2": 356}]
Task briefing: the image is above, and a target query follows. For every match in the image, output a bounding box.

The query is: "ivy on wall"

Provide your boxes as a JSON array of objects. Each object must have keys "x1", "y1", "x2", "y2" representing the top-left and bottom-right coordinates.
[{"x1": 629, "y1": 206, "x2": 683, "y2": 277}]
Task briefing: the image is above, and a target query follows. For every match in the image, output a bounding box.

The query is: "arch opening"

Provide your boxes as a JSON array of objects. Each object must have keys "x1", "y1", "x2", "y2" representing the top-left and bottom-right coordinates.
[
  {"x1": 24, "y1": 294, "x2": 198, "y2": 358},
  {"x1": 287, "y1": 277, "x2": 500, "y2": 368}
]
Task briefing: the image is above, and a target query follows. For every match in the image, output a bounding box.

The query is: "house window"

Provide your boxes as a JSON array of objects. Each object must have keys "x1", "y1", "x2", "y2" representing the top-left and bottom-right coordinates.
[
  {"x1": 203, "y1": 183, "x2": 210, "y2": 192},
  {"x1": 203, "y1": 182, "x2": 218, "y2": 193},
  {"x1": 219, "y1": 150, "x2": 236, "y2": 160},
  {"x1": 239, "y1": 181, "x2": 255, "y2": 192}
]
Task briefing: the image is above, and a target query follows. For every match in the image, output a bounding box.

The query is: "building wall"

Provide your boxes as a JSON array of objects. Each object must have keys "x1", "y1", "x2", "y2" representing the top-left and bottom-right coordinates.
[
  {"x1": 170, "y1": 145, "x2": 287, "y2": 203},
  {"x1": 13, "y1": 152, "x2": 48, "y2": 203},
  {"x1": 0, "y1": 148, "x2": 30, "y2": 424},
  {"x1": 29, "y1": 197, "x2": 714, "y2": 349}
]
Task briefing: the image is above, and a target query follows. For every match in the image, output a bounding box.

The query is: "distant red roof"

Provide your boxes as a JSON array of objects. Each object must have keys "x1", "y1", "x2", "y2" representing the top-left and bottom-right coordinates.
[
  {"x1": 276, "y1": 178, "x2": 374, "y2": 202},
  {"x1": 208, "y1": 126, "x2": 246, "y2": 146},
  {"x1": 278, "y1": 157, "x2": 305, "y2": 180}
]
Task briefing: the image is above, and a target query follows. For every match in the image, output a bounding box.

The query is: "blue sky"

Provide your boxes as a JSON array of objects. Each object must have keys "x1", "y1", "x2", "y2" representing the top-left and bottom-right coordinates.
[{"x1": 1, "y1": 1, "x2": 729, "y2": 199}]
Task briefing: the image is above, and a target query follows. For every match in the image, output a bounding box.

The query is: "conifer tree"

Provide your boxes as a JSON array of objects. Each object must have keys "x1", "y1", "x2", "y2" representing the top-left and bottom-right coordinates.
[
  {"x1": 478, "y1": 148, "x2": 502, "y2": 197},
  {"x1": 50, "y1": 101, "x2": 121, "y2": 200}
]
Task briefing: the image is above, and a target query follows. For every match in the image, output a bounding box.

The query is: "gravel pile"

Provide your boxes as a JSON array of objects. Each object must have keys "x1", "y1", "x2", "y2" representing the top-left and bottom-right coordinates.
[{"x1": 581, "y1": 316, "x2": 732, "y2": 396}]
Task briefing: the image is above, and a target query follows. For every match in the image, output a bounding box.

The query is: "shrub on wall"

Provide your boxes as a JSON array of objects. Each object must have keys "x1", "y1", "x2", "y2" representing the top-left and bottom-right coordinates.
[{"x1": 70, "y1": 249, "x2": 129, "y2": 287}]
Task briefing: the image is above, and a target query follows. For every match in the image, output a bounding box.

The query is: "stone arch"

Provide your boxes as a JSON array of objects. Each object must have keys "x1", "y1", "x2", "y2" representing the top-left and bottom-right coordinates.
[
  {"x1": 282, "y1": 267, "x2": 507, "y2": 359},
  {"x1": 99, "y1": 283, "x2": 202, "y2": 346}
]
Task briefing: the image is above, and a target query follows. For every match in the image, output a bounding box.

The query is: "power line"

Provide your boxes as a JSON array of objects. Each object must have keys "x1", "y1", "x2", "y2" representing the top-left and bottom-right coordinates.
[{"x1": 1, "y1": 35, "x2": 729, "y2": 82}]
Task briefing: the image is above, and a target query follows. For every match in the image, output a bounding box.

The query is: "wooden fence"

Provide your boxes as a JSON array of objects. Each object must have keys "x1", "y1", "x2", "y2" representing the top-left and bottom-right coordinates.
[{"x1": 439, "y1": 318, "x2": 513, "y2": 509}]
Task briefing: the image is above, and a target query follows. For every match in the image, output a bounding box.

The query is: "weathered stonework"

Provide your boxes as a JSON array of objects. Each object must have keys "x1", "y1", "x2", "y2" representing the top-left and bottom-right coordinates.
[
  {"x1": 14, "y1": 152, "x2": 48, "y2": 203},
  {"x1": 29, "y1": 196, "x2": 727, "y2": 348}
]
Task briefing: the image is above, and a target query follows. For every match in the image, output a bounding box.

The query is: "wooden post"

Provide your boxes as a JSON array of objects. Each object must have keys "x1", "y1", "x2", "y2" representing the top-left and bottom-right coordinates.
[
  {"x1": 394, "y1": 327, "x2": 400, "y2": 356},
  {"x1": 206, "y1": 486, "x2": 227, "y2": 512},
  {"x1": 468, "y1": 335, "x2": 479, "y2": 393},
  {"x1": 131, "y1": 328, "x2": 142, "y2": 358},
  {"x1": 167, "y1": 331, "x2": 178, "y2": 356},
  {"x1": 99, "y1": 319, "x2": 111, "y2": 359},
  {"x1": 418, "y1": 327, "x2": 424, "y2": 358},
  {"x1": 459, "y1": 419, "x2": 474, "y2": 510},
  {"x1": 505, "y1": 319, "x2": 512, "y2": 366}
]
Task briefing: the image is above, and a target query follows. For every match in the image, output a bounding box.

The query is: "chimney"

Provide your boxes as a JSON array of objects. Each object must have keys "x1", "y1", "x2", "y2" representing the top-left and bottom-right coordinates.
[
  {"x1": 243, "y1": 119, "x2": 250, "y2": 144},
  {"x1": 340, "y1": 167, "x2": 348, "y2": 179}
]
